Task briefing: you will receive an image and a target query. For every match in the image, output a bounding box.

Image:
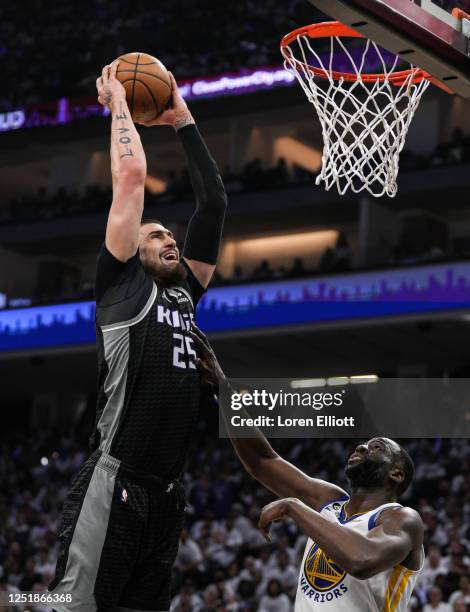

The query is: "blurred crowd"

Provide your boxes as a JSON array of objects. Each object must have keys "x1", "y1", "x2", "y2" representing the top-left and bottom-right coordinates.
[
  {"x1": 0, "y1": 425, "x2": 469, "y2": 611},
  {"x1": 0, "y1": 0, "x2": 313, "y2": 109},
  {"x1": 2, "y1": 0, "x2": 470, "y2": 109},
  {"x1": 17, "y1": 221, "x2": 454, "y2": 307},
  {"x1": 400, "y1": 129, "x2": 470, "y2": 173},
  {"x1": 0, "y1": 158, "x2": 295, "y2": 226},
  {"x1": 2, "y1": 127, "x2": 470, "y2": 228},
  {"x1": 2, "y1": 217, "x2": 465, "y2": 307}
]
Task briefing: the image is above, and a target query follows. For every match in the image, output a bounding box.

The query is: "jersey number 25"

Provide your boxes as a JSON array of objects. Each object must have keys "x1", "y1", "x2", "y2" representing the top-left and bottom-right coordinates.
[{"x1": 172, "y1": 333, "x2": 196, "y2": 370}]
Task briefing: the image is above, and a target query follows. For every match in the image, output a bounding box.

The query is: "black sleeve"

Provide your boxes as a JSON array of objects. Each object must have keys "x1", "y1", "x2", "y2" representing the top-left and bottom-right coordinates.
[
  {"x1": 182, "y1": 259, "x2": 207, "y2": 307},
  {"x1": 95, "y1": 244, "x2": 147, "y2": 305},
  {"x1": 179, "y1": 124, "x2": 227, "y2": 265}
]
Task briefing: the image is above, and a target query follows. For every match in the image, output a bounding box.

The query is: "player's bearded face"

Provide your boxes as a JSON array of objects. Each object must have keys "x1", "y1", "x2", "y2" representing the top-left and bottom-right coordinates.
[
  {"x1": 345, "y1": 454, "x2": 390, "y2": 490},
  {"x1": 139, "y1": 224, "x2": 187, "y2": 285}
]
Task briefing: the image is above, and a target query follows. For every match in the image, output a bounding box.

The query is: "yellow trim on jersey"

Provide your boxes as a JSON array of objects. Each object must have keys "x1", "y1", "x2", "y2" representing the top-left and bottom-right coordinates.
[
  {"x1": 382, "y1": 566, "x2": 403, "y2": 612},
  {"x1": 390, "y1": 569, "x2": 412, "y2": 611},
  {"x1": 341, "y1": 502, "x2": 366, "y2": 522},
  {"x1": 382, "y1": 566, "x2": 413, "y2": 612}
]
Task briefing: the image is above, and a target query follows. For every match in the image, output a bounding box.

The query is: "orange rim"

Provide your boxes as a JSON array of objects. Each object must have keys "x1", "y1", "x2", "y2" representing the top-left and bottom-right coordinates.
[
  {"x1": 451, "y1": 7, "x2": 470, "y2": 22},
  {"x1": 280, "y1": 21, "x2": 431, "y2": 85}
]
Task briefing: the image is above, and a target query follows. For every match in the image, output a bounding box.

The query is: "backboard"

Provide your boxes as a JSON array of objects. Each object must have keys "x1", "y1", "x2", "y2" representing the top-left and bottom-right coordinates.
[{"x1": 307, "y1": 0, "x2": 470, "y2": 97}]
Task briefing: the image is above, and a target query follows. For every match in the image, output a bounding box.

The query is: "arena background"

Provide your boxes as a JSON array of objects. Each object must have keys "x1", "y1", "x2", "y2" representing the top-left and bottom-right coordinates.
[{"x1": 1, "y1": 1, "x2": 470, "y2": 610}]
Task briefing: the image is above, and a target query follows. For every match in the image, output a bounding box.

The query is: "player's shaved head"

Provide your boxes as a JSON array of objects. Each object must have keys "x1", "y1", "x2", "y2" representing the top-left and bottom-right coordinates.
[{"x1": 378, "y1": 437, "x2": 401, "y2": 452}]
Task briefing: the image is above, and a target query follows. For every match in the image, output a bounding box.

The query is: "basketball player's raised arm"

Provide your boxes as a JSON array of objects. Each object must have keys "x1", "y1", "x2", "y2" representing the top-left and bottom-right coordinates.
[
  {"x1": 179, "y1": 119, "x2": 227, "y2": 288},
  {"x1": 97, "y1": 62, "x2": 147, "y2": 262},
  {"x1": 259, "y1": 499, "x2": 423, "y2": 579},
  {"x1": 189, "y1": 326, "x2": 347, "y2": 511},
  {"x1": 137, "y1": 73, "x2": 227, "y2": 288}
]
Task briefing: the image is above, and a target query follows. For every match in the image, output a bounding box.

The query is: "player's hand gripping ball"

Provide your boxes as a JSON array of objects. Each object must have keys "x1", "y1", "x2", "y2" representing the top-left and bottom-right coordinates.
[
  {"x1": 114, "y1": 52, "x2": 172, "y2": 122},
  {"x1": 96, "y1": 62, "x2": 126, "y2": 113},
  {"x1": 136, "y1": 71, "x2": 191, "y2": 129}
]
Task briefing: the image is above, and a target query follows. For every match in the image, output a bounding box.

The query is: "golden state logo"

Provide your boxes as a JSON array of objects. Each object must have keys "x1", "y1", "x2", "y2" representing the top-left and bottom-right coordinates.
[{"x1": 300, "y1": 542, "x2": 348, "y2": 603}]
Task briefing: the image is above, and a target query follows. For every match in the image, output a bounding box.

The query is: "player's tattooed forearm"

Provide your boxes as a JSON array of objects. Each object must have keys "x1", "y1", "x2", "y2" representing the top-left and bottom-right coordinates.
[
  {"x1": 115, "y1": 130, "x2": 134, "y2": 157},
  {"x1": 119, "y1": 140, "x2": 134, "y2": 158},
  {"x1": 114, "y1": 100, "x2": 128, "y2": 122},
  {"x1": 114, "y1": 102, "x2": 134, "y2": 157}
]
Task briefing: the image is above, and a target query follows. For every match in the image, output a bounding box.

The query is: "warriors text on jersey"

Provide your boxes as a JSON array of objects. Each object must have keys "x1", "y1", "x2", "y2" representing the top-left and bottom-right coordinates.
[
  {"x1": 92, "y1": 245, "x2": 206, "y2": 479},
  {"x1": 295, "y1": 498, "x2": 424, "y2": 612}
]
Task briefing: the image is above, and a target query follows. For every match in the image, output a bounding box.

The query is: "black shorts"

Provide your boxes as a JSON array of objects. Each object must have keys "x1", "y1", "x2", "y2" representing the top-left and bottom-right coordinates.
[{"x1": 49, "y1": 450, "x2": 186, "y2": 612}]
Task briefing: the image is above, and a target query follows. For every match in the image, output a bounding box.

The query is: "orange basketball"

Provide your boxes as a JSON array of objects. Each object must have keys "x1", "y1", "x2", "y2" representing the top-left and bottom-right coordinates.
[{"x1": 115, "y1": 52, "x2": 172, "y2": 122}]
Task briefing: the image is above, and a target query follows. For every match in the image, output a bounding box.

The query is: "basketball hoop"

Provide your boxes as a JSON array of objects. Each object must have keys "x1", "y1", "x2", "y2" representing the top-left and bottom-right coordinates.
[{"x1": 280, "y1": 22, "x2": 434, "y2": 198}]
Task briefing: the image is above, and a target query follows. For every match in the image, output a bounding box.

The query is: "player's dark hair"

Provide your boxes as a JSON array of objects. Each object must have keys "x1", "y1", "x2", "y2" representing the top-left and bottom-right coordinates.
[
  {"x1": 395, "y1": 445, "x2": 415, "y2": 496},
  {"x1": 141, "y1": 218, "x2": 163, "y2": 227}
]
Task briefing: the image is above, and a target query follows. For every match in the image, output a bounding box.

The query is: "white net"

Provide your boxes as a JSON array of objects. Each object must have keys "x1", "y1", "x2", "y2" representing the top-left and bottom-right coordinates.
[{"x1": 282, "y1": 33, "x2": 430, "y2": 197}]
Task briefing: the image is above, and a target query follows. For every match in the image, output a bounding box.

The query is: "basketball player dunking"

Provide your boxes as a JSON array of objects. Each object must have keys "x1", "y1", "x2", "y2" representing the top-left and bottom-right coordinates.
[
  {"x1": 49, "y1": 63, "x2": 227, "y2": 612},
  {"x1": 189, "y1": 326, "x2": 425, "y2": 612}
]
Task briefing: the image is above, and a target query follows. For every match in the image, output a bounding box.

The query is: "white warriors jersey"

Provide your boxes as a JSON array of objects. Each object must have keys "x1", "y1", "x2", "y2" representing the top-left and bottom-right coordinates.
[{"x1": 295, "y1": 498, "x2": 424, "y2": 612}]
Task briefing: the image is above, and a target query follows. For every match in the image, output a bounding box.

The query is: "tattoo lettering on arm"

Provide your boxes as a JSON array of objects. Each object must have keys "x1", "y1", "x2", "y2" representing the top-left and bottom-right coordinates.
[
  {"x1": 114, "y1": 102, "x2": 134, "y2": 158},
  {"x1": 103, "y1": 88, "x2": 113, "y2": 106},
  {"x1": 115, "y1": 108, "x2": 128, "y2": 121}
]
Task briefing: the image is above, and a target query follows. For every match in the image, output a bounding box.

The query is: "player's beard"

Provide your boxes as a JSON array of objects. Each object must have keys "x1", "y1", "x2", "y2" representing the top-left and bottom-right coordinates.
[
  {"x1": 143, "y1": 259, "x2": 188, "y2": 286},
  {"x1": 345, "y1": 456, "x2": 390, "y2": 490}
]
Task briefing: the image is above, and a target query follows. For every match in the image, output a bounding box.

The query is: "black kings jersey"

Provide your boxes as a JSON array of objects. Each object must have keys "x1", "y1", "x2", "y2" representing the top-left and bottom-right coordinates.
[{"x1": 92, "y1": 245, "x2": 206, "y2": 479}]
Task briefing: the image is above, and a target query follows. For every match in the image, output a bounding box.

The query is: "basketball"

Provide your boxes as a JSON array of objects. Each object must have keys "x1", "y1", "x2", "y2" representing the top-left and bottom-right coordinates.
[{"x1": 115, "y1": 52, "x2": 172, "y2": 122}]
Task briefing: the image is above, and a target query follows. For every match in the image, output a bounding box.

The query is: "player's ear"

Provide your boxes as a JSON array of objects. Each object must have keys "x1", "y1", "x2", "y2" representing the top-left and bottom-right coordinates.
[{"x1": 389, "y1": 466, "x2": 404, "y2": 488}]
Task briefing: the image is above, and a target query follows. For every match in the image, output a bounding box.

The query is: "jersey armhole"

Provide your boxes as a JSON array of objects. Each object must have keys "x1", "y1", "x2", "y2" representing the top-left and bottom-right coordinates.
[
  {"x1": 367, "y1": 504, "x2": 403, "y2": 531},
  {"x1": 181, "y1": 259, "x2": 207, "y2": 306},
  {"x1": 318, "y1": 495, "x2": 349, "y2": 514}
]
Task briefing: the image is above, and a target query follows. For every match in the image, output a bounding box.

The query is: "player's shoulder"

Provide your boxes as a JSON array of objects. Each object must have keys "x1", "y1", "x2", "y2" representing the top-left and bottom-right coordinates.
[
  {"x1": 95, "y1": 243, "x2": 155, "y2": 328},
  {"x1": 377, "y1": 505, "x2": 423, "y2": 533},
  {"x1": 97, "y1": 242, "x2": 142, "y2": 270}
]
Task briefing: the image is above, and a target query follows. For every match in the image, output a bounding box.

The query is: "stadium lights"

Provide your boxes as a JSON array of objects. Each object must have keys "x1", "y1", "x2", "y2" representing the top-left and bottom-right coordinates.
[
  {"x1": 290, "y1": 375, "x2": 379, "y2": 389},
  {"x1": 350, "y1": 375, "x2": 379, "y2": 384},
  {"x1": 326, "y1": 377, "x2": 349, "y2": 386},
  {"x1": 274, "y1": 137, "x2": 322, "y2": 173},
  {"x1": 290, "y1": 378, "x2": 327, "y2": 388},
  {"x1": 145, "y1": 175, "x2": 168, "y2": 195},
  {"x1": 218, "y1": 230, "x2": 338, "y2": 277}
]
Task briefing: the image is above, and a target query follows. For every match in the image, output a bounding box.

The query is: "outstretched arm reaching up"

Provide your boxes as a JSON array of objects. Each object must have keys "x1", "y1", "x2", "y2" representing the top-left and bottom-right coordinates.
[
  {"x1": 96, "y1": 62, "x2": 147, "y2": 262},
  {"x1": 137, "y1": 73, "x2": 227, "y2": 288},
  {"x1": 189, "y1": 325, "x2": 348, "y2": 511}
]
